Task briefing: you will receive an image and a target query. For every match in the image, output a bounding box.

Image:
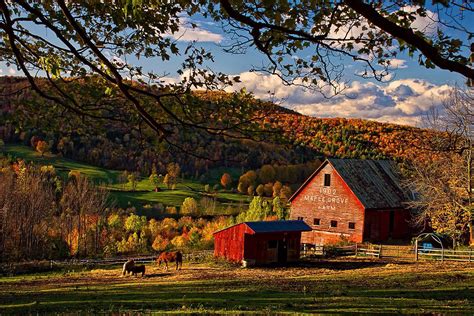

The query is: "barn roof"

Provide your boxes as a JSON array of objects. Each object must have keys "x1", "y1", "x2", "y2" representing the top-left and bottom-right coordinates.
[
  {"x1": 214, "y1": 220, "x2": 312, "y2": 235},
  {"x1": 289, "y1": 159, "x2": 410, "y2": 209},
  {"x1": 245, "y1": 220, "x2": 312, "y2": 233}
]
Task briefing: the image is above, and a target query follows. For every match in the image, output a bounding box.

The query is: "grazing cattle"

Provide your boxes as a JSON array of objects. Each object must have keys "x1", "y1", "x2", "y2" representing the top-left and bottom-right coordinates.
[
  {"x1": 156, "y1": 251, "x2": 182, "y2": 271},
  {"x1": 131, "y1": 265, "x2": 146, "y2": 277},
  {"x1": 122, "y1": 259, "x2": 135, "y2": 276}
]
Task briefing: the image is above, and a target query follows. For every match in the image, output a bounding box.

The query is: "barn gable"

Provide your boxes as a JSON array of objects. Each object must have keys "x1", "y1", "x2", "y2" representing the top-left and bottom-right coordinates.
[{"x1": 290, "y1": 159, "x2": 409, "y2": 209}]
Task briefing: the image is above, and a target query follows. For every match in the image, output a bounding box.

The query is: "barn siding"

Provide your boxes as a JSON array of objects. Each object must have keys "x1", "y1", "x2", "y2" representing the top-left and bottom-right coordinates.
[
  {"x1": 290, "y1": 163, "x2": 365, "y2": 244},
  {"x1": 245, "y1": 232, "x2": 302, "y2": 264},
  {"x1": 364, "y1": 209, "x2": 411, "y2": 241},
  {"x1": 214, "y1": 224, "x2": 253, "y2": 262},
  {"x1": 214, "y1": 224, "x2": 304, "y2": 265}
]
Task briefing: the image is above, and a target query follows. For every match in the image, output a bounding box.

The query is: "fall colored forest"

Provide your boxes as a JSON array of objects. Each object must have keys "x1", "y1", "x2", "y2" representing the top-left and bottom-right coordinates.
[
  {"x1": 0, "y1": 76, "x2": 439, "y2": 176},
  {"x1": 0, "y1": 76, "x2": 453, "y2": 261}
]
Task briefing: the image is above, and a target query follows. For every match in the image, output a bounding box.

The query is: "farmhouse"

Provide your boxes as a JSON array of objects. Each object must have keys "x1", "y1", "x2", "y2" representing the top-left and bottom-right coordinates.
[
  {"x1": 213, "y1": 220, "x2": 311, "y2": 265},
  {"x1": 289, "y1": 159, "x2": 412, "y2": 245}
]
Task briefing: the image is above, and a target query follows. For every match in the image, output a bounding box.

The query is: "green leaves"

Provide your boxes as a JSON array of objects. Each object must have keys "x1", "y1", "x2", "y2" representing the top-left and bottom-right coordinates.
[{"x1": 38, "y1": 57, "x2": 61, "y2": 79}]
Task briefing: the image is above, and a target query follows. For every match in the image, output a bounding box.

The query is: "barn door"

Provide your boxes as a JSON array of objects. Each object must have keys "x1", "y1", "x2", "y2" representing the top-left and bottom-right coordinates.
[{"x1": 278, "y1": 240, "x2": 288, "y2": 263}]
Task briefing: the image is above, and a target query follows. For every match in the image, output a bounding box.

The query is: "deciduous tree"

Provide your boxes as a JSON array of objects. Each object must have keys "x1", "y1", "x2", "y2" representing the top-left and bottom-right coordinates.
[
  {"x1": 220, "y1": 172, "x2": 232, "y2": 189},
  {"x1": 35, "y1": 140, "x2": 50, "y2": 157},
  {"x1": 406, "y1": 88, "x2": 473, "y2": 246},
  {"x1": 181, "y1": 197, "x2": 199, "y2": 216},
  {"x1": 149, "y1": 172, "x2": 161, "y2": 192}
]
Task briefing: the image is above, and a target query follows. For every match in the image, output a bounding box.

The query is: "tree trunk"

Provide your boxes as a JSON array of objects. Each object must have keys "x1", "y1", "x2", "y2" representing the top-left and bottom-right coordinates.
[{"x1": 468, "y1": 144, "x2": 473, "y2": 245}]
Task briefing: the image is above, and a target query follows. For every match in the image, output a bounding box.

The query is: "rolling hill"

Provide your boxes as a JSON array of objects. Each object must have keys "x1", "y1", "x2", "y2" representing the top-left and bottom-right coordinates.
[
  {"x1": 0, "y1": 76, "x2": 440, "y2": 179},
  {"x1": 2, "y1": 144, "x2": 249, "y2": 215}
]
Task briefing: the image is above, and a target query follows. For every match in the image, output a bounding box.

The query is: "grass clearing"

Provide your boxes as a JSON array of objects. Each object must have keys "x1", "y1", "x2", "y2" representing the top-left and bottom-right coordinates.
[
  {"x1": 1, "y1": 259, "x2": 473, "y2": 314},
  {"x1": 3, "y1": 144, "x2": 121, "y2": 183}
]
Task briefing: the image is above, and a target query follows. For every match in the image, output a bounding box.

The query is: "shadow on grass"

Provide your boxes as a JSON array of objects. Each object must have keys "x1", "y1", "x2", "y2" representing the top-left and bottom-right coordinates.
[
  {"x1": 261, "y1": 260, "x2": 391, "y2": 271},
  {"x1": 144, "y1": 273, "x2": 172, "y2": 278},
  {"x1": 1, "y1": 281, "x2": 473, "y2": 314}
]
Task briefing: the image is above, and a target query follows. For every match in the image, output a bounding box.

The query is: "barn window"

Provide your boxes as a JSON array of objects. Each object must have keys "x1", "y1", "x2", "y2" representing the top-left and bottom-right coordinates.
[
  {"x1": 313, "y1": 218, "x2": 321, "y2": 226},
  {"x1": 268, "y1": 240, "x2": 277, "y2": 249},
  {"x1": 324, "y1": 174, "x2": 331, "y2": 186},
  {"x1": 348, "y1": 222, "x2": 356, "y2": 230},
  {"x1": 297, "y1": 216, "x2": 304, "y2": 221},
  {"x1": 330, "y1": 220, "x2": 338, "y2": 227}
]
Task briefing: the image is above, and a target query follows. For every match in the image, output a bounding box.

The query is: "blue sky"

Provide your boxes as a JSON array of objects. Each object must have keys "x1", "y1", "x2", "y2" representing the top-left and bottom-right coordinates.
[{"x1": 1, "y1": 5, "x2": 471, "y2": 127}]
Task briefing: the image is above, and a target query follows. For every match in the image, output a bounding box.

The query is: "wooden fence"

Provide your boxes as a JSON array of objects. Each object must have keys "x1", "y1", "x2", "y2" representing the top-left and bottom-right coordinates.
[
  {"x1": 416, "y1": 248, "x2": 474, "y2": 262},
  {"x1": 49, "y1": 250, "x2": 214, "y2": 267},
  {"x1": 301, "y1": 243, "x2": 474, "y2": 262}
]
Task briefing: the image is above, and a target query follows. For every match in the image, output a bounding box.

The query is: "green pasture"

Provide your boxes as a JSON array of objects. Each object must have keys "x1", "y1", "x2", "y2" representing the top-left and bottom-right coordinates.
[
  {"x1": 0, "y1": 261, "x2": 473, "y2": 314},
  {"x1": 3, "y1": 144, "x2": 121, "y2": 183},
  {"x1": 2, "y1": 144, "x2": 250, "y2": 211}
]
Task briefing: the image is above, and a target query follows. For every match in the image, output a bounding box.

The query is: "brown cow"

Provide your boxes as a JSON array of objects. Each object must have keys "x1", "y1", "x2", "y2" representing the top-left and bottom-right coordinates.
[{"x1": 156, "y1": 251, "x2": 182, "y2": 271}]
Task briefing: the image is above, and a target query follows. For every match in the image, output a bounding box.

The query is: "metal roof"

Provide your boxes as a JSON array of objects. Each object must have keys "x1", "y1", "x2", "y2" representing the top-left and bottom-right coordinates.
[
  {"x1": 290, "y1": 158, "x2": 410, "y2": 209},
  {"x1": 214, "y1": 220, "x2": 312, "y2": 235},
  {"x1": 245, "y1": 220, "x2": 312, "y2": 233},
  {"x1": 329, "y1": 159, "x2": 409, "y2": 209}
]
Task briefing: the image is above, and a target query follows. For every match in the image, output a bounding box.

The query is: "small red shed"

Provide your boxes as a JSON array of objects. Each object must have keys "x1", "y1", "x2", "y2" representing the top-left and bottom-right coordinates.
[{"x1": 213, "y1": 220, "x2": 312, "y2": 265}]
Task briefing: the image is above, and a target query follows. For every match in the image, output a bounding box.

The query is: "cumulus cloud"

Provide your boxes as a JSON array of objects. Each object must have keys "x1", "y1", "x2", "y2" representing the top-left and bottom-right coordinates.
[
  {"x1": 226, "y1": 71, "x2": 452, "y2": 126},
  {"x1": 387, "y1": 58, "x2": 408, "y2": 69},
  {"x1": 402, "y1": 6, "x2": 438, "y2": 35},
  {"x1": 168, "y1": 16, "x2": 223, "y2": 43},
  {"x1": 326, "y1": 5, "x2": 438, "y2": 50}
]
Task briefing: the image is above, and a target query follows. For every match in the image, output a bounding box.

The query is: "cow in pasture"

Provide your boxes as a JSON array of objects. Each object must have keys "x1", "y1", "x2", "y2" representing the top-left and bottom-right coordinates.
[{"x1": 156, "y1": 251, "x2": 182, "y2": 271}]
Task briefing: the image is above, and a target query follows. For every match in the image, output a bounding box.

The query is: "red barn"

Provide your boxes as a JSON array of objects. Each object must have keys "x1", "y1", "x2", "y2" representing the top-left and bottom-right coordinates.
[
  {"x1": 213, "y1": 220, "x2": 312, "y2": 265},
  {"x1": 289, "y1": 159, "x2": 412, "y2": 245}
]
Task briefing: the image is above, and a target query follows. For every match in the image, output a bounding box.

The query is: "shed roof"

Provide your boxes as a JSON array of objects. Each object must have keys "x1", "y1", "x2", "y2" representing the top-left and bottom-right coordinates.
[
  {"x1": 214, "y1": 220, "x2": 312, "y2": 235},
  {"x1": 289, "y1": 158, "x2": 410, "y2": 209},
  {"x1": 245, "y1": 220, "x2": 312, "y2": 233}
]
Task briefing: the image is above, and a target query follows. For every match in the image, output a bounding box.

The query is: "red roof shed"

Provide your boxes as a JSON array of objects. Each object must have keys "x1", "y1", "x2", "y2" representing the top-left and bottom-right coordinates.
[{"x1": 213, "y1": 220, "x2": 312, "y2": 265}]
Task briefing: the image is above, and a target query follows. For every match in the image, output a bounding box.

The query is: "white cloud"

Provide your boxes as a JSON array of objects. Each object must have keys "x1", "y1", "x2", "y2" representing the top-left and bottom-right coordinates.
[
  {"x1": 226, "y1": 71, "x2": 452, "y2": 126},
  {"x1": 8, "y1": 68, "x2": 16, "y2": 75},
  {"x1": 387, "y1": 58, "x2": 408, "y2": 69},
  {"x1": 168, "y1": 17, "x2": 223, "y2": 43},
  {"x1": 325, "y1": 5, "x2": 438, "y2": 51},
  {"x1": 402, "y1": 6, "x2": 438, "y2": 35}
]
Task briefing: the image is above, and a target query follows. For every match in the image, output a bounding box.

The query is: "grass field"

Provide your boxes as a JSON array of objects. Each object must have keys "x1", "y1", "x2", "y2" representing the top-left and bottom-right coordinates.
[
  {"x1": 0, "y1": 259, "x2": 473, "y2": 314},
  {"x1": 2, "y1": 144, "x2": 250, "y2": 211},
  {"x1": 3, "y1": 144, "x2": 121, "y2": 183}
]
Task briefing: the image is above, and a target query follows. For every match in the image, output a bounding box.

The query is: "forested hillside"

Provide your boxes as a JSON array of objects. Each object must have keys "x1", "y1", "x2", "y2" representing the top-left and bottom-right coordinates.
[{"x1": 0, "y1": 76, "x2": 438, "y2": 178}]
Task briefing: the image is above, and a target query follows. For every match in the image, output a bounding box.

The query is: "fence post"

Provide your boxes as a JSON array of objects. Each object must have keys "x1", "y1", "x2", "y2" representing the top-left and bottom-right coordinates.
[
  {"x1": 441, "y1": 247, "x2": 444, "y2": 262},
  {"x1": 415, "y1": 239, "x2": 418, "y2": 261},
  {"x1": 355, "y1": 243, "x2": 358, "y2": 257},
  {"x1": 378, "y1": 244, "x2": 382, "y2": 258},
  {"x1": 470, "y1": 249, "x2": 472, "y2": 263}
]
